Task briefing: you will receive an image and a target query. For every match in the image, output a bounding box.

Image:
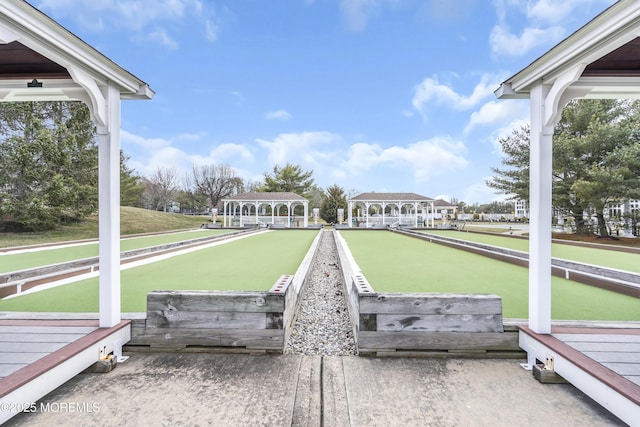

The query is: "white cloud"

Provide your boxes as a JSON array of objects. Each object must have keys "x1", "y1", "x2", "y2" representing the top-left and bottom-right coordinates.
[
  {"x1": 342, "y1": 137, "x2": 468, "y2": 183},
  {"x1": 36, "y1": 0, "x2": 221, "y2": 48},
  {"x1": 412, "y1": 73, "x2": 503, "y2": 119},
  {"x1": 122, "y1": 129, "x2": 171, "y2": 151},
  {"x1": 489, "y1": 23, "x2": 564, "y2": 57},
  {"x1": 462, "y1": 179, "x2": 507, "y2": 204},
  {"x1": 148, "y1": 27, "x2": 179, "y2": 50},
  {"x1": 209, "y1": 143, "x2": 254, "y2": 163},
  {"x1": 465, "y1": 99, "x2": 528, "y2": 133},
  {"x1": 340, "y1": 0, "x2": 378, "y2": 31},
  {"x1": 256, "y1": 131, "x2": 340, "y2": 167},
  {"x1": 265, "y1": 110, "x2": 292, "y2": 121},
  {"x1": 527, "y1": 0, "x2": 614, "y2": 25},
  {"x1": 205, "y1": 19, "x2": 220, "y2": 42}
]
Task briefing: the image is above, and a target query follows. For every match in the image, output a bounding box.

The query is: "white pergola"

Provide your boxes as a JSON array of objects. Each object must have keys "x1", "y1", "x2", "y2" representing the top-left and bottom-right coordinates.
[
  {"x1": 222, "y1": 192, "x2": 309, "y2": 228},
  {"x1": 348, "y1": 192, "x2": 435, "y2": 228},
  {"x1": 495, "y1": 0, "x2": 640, "y2": 337},
  {"x1": 0, "y1": 1, "x2": 154, "y2": 327}
]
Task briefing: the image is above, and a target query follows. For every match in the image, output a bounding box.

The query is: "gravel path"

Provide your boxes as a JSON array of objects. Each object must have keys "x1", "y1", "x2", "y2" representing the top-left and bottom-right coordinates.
[{"x1": 285, "y1": 229, "x2": 357, "y2": 356}]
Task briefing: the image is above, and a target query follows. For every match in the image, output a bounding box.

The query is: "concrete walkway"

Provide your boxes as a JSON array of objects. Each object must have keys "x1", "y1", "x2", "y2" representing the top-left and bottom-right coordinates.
[{"x1": 4, "y1": 353, "x2": 624, "y2": 426}]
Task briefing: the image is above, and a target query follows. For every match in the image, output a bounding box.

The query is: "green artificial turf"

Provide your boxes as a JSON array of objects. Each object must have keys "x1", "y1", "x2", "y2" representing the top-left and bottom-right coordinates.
[
  {"x1": 341, "y1": 231, "x2": 640, "y2": 321},
  {"x1": 0, "y1": 230, "x2": 318, "y2": 313},
  {"x1": 0, "y1": 229, "x2": 229, "y2": 274},
  {"x1": 422, "y1": 230, "x2": 640, "y2": 273}
]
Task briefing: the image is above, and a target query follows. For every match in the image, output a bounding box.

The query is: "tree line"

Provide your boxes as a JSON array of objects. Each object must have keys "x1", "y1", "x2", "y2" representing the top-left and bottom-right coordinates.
[
  {"x1": 0, "y1": 101, "x2": 349, "y2": 231},
  {"x1": 488, "y1": 99, "x2": 640, "y2": 236}
]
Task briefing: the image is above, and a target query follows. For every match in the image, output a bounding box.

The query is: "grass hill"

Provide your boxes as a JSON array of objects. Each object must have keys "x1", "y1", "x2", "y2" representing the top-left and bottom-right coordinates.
[{"x1": 0, "y1": 207, "x2": 210, "y2": 248}]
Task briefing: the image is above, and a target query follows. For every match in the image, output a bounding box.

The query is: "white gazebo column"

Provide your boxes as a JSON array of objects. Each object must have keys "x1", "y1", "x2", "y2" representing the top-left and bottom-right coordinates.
[
  {"x1": 287, "y1": 202, "x2": 292, "y2": 228},
  {"x1": 365, "y1": 202, "x2": 370, "y2": 228},
  {"x1": 239, "y1": 202, "x2": 245, "y2": 227},
  {"x1": 382, "y1": 202, "x2": 386, "y2": 226},
  {"x1": 348, "y1": 201, "x2": 353, "y2": 227},
  {"x1": 271, "y1": 202, "x2": 276, "y2": 226},
  {"x1": 528, "y1": 82, "x2": 554, "y2": 336},
  {"x1": 223, "y1": 201, "x2": 227, "y2": 227},
  {"x1": 303, "y1": 201, "x2": 308, "y2": 227},
  {"x1": 414, "y1": 202, "x2": 419, "y2": 228},
  {"x1": 255, "y1": 202, "x2": 259, "y2": 226},
  {"x1": 97, "y1": 82, "x2": 121, "y2": 328},
  {"x1": 430, "y1": 200, "x2": 435, "y2": 228}
]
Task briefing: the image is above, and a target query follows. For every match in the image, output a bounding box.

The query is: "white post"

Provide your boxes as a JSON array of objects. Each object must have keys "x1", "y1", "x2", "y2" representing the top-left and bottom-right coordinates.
[
  {"x1": 271, "y1": 202, "x2": 275, "y2": 226},
  {"x1": 223, "y1": 201, "x2": 227, "y2": 227},
  {"x1": 303, "y1": 201, "x2": 308, "y2": 227},
  {"x1": 98, "y1": 82, "x2": 121, "y2": 328},
  {"x1": 529, "y1": 83, "x2": 553, "y2": 334},
  {"x1": 287, "y1": 202, "x2": 292, "y2": 228},
  {"x1": 348, "y1": 201, "x2": 353, "y2": 227}
]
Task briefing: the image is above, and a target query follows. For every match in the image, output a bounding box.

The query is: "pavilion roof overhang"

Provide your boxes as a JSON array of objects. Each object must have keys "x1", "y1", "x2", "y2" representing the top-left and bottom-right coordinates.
[
  {"x1": 0, "y1": 0, "x2": 154, "y2": 106},
  {"x1": 495, "y1": 0, "x2": 640, "y2": 101},
  {"x1": 349, "y1": 192, "x2": 434, "y2": 203}
]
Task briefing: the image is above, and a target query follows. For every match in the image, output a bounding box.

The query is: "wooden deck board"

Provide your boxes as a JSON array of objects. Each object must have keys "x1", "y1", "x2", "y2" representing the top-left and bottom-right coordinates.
[
  {"x1": 0, "y1": 326, "x2": 97, "y2": 334},
  {"x1": 0, "y1": 332, "x2": 91, "y2": 342}
]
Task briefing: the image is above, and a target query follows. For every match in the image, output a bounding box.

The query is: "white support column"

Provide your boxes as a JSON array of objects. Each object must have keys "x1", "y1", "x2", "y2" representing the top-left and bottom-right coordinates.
[
  {"x1": 414, "y1": 202, "x2": 419, "y2": 228},
  {"x1": 286, "y1": 202, "x2": 292, "y2": 228},
  {"x1": 381, "y1": 202, "x2": 386, "y2": 226},
  {"x1": 255, "y1": 202, "x2": 259, "y2": 226},
  {"x1": 365, "y1": 202, "x2": 370, "y2": 228},
  {"x1": 223, "y1": 201, "x2": 227, "y2": 227},
  {"x1": 348, "y1": 201, "x2": 353, "y2": 227},
  {"x1": 303, "y1": 201, "x2": 308, "y2": 227},
  {"x1": 271, "y1": 202, "x2": 275, "y2": 226},
  {"x1": 239, "y1": 202, "x2": 244, "y2": 227},
  {"x1": 97, "y1": 82, "x2": 121, "y2": 328},
  {"x1": 431, "y1": 201, "x2": 435, "y2": 228},
  {"x1": 528, "y1": 83, "x2": 554, "y2": 334}
]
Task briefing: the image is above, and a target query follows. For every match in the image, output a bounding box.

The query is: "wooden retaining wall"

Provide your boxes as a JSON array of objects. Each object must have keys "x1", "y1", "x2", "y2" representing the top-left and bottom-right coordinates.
[
  {"x1": 127, "y1": 229, "x2": 323, "y2": 352},
  {"x1": 334, "y1": 230, "x2": 523, "y2": 357},
  {"x1": 129, "y1": 290, "x2": 288, "y2": 352}
]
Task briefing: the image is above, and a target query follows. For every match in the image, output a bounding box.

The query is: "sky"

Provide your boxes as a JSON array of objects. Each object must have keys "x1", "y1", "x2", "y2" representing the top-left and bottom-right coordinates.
[{"x1": 34, "y1": 0, "x2": 617, "y2": 204}]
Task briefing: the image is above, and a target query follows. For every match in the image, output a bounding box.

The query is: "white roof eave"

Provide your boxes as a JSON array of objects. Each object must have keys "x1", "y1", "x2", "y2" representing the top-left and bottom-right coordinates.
[
  {"x1": 0, "y1": 0, "x2": 154, "y2": 100},
  {"x1": 495, "y1": 0, "x2": 640, "y2": 99}
]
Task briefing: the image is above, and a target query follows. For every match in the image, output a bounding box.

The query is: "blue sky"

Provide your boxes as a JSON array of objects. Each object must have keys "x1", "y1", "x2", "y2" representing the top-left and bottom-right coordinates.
[{"x1": 36, "y1": 0, "x2": 616, "y2": 203}]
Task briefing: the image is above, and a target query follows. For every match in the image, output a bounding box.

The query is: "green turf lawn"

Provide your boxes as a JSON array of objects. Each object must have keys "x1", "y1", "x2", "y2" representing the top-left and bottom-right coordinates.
[
  {"x1": 341, "y1": 231, "x2": 640, "y2": 321},
  {"x1": 421, "y1": 230, "x2": 640, "y2": 273},
  {"x1": 0, "y1": 230, "x2": 318, "y2": 312},
  {"x1": 0, "y1": 229, "x2": 230, "y2": 274}
]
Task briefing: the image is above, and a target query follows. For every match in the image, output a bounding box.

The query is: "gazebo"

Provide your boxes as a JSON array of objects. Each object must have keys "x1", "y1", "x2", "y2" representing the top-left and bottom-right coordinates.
[
  {"x1": 347, "y1": 192, "x2": 435, "y2": 228},
  {"x1": 495, "y1": 0, "x2": 640, "y2": 423},
  {"x1": 222, "y1": 192, "x2": 309, "y2": 228},
  {"x1": 0, "y1": 0, "x2": 154, "y2": 328}
]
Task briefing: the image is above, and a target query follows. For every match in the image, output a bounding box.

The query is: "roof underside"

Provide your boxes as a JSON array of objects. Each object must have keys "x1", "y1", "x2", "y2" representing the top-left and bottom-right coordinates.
[
  {"x1": 0, "y1": 41, "x2": 71, "y2": 79},
  {"x1": 583, "y1": 37, "x2": 640, "y2": 77}
]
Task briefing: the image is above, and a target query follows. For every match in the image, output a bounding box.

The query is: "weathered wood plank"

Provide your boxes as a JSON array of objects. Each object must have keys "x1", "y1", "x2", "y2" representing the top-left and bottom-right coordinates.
[
  {"x1": 376, "y1": 314, "x2": 503, "y2": 333},
  {"x1": 145, "y1": 310, "x2": 270, "y2": 330},
  {"x1": 359, "y1": 293, "x2": 502, "y2": 315},
  {"x1": 131, "y1": 328, "x2": 284, "y2": 349},
  {"x1": 147, "y1": 291, "x2": 285, "y2": 313},
  {"x1": 359, "y1": 314, "x2": 377, "y2": 331},
  {"x1": 358, "y1": 331, "x2": 520, "y2": 351}
]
